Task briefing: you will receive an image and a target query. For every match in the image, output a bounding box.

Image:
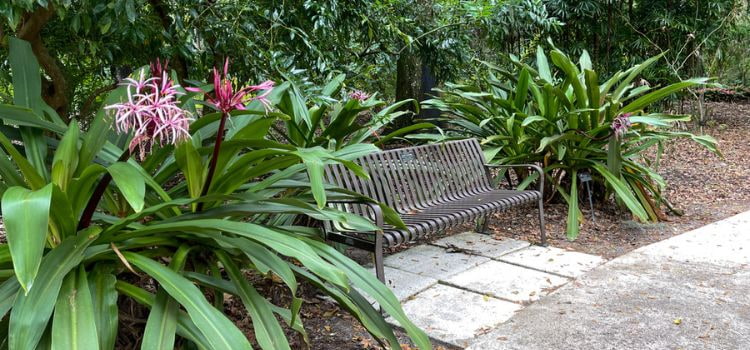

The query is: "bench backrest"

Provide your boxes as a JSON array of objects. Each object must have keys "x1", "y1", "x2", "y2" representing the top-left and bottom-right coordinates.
[{"x1": 324, "y1": 139, "x2": 491, "y2": 214}]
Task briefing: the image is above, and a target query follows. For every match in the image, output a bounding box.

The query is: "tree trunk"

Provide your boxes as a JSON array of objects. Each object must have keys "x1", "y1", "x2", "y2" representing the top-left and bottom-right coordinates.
[{"x1": 392, "y1": 49, "x2": 423, "y2": 130}]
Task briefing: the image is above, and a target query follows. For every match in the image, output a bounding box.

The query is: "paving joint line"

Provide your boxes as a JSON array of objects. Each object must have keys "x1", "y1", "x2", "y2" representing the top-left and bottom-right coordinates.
[
  {"x1": 426, "y1": 239, "x2": 532, "y2": 259},
  {"x1": 493, "y1": 258, "x2": 579, "y2": 279},
  {"x1": 435, "y1": 280, "x2": 532, "y2": 306}
]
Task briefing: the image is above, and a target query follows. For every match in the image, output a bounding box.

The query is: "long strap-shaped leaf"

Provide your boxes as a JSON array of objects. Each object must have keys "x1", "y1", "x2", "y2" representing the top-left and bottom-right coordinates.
[
  {"x1": 51, "y1": 266, "x2": 100, "y2": 350},
  {"x1": 88, "y1": 268, "x2": 118, "y2": 350},
  {"x1": 9, "y1": 227, "x2": 100, "y2": 350},
  {"x1": 122, "y1": 252, "x2": 252, "y2": 350},
  {"x1": 142, "y1": 245, "x2": 192, "y2": 350},
  {"x1": 0, "y1": 277, "x2": 20, "y2": 320},
  {"x1": 117, "y1": 220, "x2": 349, "y2": 289},
  {"x1": 1, "y1": 184, "x2": 53, "y2": 293},
  {"x1": 215, "y1": 251, "x2": 291, "y2": 350},
  {"x1": 115, "y1": 281, "x2": 210, "y2": 349},
  {"x1": 304, "y1": 239, "x2": 432, "y2": 350}
]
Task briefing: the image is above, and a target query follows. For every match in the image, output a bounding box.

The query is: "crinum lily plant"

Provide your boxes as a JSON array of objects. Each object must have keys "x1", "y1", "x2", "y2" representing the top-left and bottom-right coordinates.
[{"x1": 0, "y1": 38, "x2": 430, "y2": 349}]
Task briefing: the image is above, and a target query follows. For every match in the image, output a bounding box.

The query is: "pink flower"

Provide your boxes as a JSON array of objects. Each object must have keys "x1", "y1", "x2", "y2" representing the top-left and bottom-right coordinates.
[
  {"x1": 348, "y1": 90, "x2": 370, "y2": 101},
  {"x1": 186, "y1": 58, "x2": 275, "y2": 114},
  {"x1": 105, "y1": 61, "x2": 192, "y2": 159},
  {"x1": 611, "y1": 113, "x2": 632, "y2": 139}
]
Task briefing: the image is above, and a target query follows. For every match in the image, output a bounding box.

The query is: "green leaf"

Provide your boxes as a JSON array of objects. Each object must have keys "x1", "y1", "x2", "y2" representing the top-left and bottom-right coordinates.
[
  {"x1": 0, "y1": 105, "x2": 63, "y2": 132},
  {"x1": 142, "y1": 246, "x2": 192, "y2": 350},
  {"x1": 374, "y1": 123, "x2": 435, "y2": 147},
  {"x1": 107, "y1": 162, "x2": 145, "y2": 212},
  {"x1": 514, "y1": 68, "x2": 530, "y2": 109},
  {"x1": 590, "y1": 163, "x2": 649, "y2": 221},
  {"x1": 620, "y1": 78, "x2": 707, "y2": 114},
  {"x1": 77, "y1": 86, "x2": 127, "y2": 176},
  {"x1": 321, "y1": 73, "x2": 346, "y2": 97},
  {"x1": 69, "y1": 165, "x2": 107, "y2": 216},
  {"x1": 122, "y1": 252, "x2": 252, "y2": 350},
  {"x1": 305, "y1": 240, "x2": 431, "y2": 350},
  {"x1": 125, "y1": 0, "x2": 136, "y2": 22},
  {"x1": 51, "y1": 266, "x2": 99, "y2": 350},
  {"x1": 88, "y1": 269, "x2": 118, "y2": 350},
  {"x1": 115, "y1": 281, "x2": 211, "y2": 349},
  {"x1": 121, "y1": 220, "x2": 350, "y2": 290},
  {"x1": 9, "y1": 227, "x2": 101, "y2": 350},
  {"x1": 10, "y1": 38, "x2": 48, "y2": 182},
  {"x1": 536, "y1": 46, "x2": 552, "y2": 82},
  {"x1": 9, "y1": 38, "x2": 42, "y2": 115},
  {"x1": 566, "y1": 170, "x2": 579, "y2": 240},
  {"x1": 216, "y1": 251, "x2": 291, "y2": 350},
  {"x1": 0, "y1": 126, "x2": 46, "y2": 190},
  {"x1": 0, "y1": 277, "x2": 20, "y2": 320},
  {"x1": 174, "y1": 141, "x2": 204, "y2": 204},
  {"x1": 1, "y1": 184, "x2": 53, "y2": 293},
  {"x1": 51, "y1": 122, "x2": 80, "y2": 192},
  {"x1": 294, "y1": 148, "x2": 326, "y2": 208}
]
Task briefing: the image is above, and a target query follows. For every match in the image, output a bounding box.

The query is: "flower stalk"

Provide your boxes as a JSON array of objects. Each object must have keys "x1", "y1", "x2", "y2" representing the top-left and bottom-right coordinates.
[
  {"x1": 77, "y1": 149, "x2": 131, "y2": 230},
  {"x1": 196, "y1": 111, "x2": 228, "y2": 211},
  {"x1": 188, "y1": 59, "x2": 274, "y2": 211}
]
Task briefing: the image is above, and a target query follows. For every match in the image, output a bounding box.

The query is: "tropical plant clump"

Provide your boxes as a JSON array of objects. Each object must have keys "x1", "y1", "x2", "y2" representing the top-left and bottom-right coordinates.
[
  {"x1": 0, "y1": 38, "x2": 431, "y2": 350},
  {"x1": 423, "y1": 46, "x2": 720, "y2": 239}
]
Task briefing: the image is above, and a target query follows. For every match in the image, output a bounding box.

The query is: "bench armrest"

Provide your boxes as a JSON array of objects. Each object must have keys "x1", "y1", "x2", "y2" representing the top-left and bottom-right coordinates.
[
  {"x1": 484, "y1": 164, "x2": 545, "y2": 195},
  {"x1": 327, "y1": 200, "x2": 384, "y2": 228}
]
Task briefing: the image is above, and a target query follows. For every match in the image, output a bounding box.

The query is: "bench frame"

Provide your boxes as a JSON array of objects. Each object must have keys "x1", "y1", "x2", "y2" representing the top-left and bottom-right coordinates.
[{"x1": 323, "y1": 140, "x2": 546, "y2": 283}]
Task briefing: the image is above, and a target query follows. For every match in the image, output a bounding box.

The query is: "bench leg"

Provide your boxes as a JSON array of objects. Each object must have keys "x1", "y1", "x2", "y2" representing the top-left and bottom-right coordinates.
[
  {"x1": 477, "y1": 214, "x2": 491, "y2": 235},
  {"x1": 374, "y1": 233, "x2": 385, "y2": 284},
  {"x1": 538, "y1": 199, "x2": 547, "y2": 246}
]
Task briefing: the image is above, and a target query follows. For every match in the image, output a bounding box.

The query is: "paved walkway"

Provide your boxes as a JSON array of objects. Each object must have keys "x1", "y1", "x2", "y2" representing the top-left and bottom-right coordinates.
[
  {"x1": 468, "y1": 210, "x2": 750, "y2": 350},
  {"x1": 380, "y1": 211, "x2": 750, "y2": 349},
  {"x1": 375, "y1": 232, "x2": 606, "y2": 347}
]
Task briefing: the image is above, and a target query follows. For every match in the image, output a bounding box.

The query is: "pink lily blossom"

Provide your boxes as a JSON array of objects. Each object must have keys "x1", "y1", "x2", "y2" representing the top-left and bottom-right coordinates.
[
  {"x1": 611, "y1": 113, "x2": 632, "y2": 139},
  {"x1": 348, "y1": 90, "x2": 370, "y2": 101},
  {"x1": 186, "y1": 58, "x2": 275, "y2": 114},
  {"x1": 105, "y1": 60, "x2": 192, "y2": 159}
]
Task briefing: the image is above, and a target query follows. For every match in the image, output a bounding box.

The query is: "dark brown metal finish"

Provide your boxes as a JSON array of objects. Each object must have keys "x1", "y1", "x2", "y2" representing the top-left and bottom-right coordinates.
[{"x1": 323, "y1": 139, "x2": 546, "y2": 283}]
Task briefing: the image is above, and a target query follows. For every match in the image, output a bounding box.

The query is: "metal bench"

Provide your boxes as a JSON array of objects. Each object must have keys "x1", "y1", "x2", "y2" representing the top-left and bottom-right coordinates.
[{"x1": 323, "y1": 138, "x2": 545, "y2": 283}]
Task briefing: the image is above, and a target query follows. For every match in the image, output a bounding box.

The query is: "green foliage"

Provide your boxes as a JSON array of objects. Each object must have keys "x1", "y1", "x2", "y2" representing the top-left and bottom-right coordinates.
[
  {"x1": 424, "y1": 46, "x2": 720, "y2": 239},
  {"x1": 271, "y1": 73, "x2": 433, "y2": 150},
  {"x1": 0, "y1": 39, "x2": 430, "y2": 349}
]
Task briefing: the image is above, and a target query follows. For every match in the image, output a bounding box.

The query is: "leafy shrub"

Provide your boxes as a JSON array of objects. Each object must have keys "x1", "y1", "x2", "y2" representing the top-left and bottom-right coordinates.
[
  {"x1": 424, "y1": 46, "x2": 720, "y2": 239},
  {"x1": 272, "y1": 73, "x2": 434, "y2": 150},
  {"x1": 0, "y1": 38, "x2": 430, "y2": 349}
]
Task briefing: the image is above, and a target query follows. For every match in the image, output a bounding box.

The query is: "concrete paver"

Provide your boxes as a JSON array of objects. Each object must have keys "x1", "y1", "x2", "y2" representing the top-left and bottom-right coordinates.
[
  {"x1": 391, "y1": 284, "x2": 522, "y2": 348},
  {"x1": 383, "y1": 244, "x2": 489, "y2": 280},
  {"x1": 445, "y1": 260, "x2": 569, "y2": 304},
  {"x1": 499, "y1": 245, "x2": 606, "y2": 277},
  {"x1": 431, "y1": 232, "x2": 530, "y2": 259}
]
